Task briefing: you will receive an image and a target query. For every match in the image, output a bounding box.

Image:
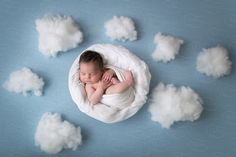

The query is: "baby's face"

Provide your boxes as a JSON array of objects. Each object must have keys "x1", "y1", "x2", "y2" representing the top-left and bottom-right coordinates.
[{"x1": 79, "y1": 62, "x2": 103, "y2": 84}]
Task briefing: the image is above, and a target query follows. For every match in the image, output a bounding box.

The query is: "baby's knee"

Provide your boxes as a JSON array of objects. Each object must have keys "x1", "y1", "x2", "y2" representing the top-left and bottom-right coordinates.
[{"x1": 111, "y1": 77, "x2": 119, "y2": 84}]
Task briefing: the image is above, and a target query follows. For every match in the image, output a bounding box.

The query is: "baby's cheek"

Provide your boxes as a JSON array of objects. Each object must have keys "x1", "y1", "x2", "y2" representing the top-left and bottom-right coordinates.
[{"x1": 79, "y1": 75, "x2": 84, "y2": 82}]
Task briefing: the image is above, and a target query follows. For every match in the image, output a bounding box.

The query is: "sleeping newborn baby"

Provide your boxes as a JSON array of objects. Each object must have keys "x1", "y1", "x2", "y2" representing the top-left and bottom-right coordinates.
[{"x1": 79, "y1": 50, "x2": 134, "y2": 105}]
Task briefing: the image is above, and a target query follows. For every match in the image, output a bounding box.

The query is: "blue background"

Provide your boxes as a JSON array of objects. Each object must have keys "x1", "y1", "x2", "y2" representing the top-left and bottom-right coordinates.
[{"x1": 0, "y1": 0, "x2": 235, "y2": 156}]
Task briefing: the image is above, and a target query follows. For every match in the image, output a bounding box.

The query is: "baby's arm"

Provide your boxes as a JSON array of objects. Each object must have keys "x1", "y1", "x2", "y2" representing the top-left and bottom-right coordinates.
[
  {"x1": 85, "y1": 81, "x2": 112, "y2": 105},
  {"x1": 85, "y1": 84, "x2": 103, "y2": 105}
]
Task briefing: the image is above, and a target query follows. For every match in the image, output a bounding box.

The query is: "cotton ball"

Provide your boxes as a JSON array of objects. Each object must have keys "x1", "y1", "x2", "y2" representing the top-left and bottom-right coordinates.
[
  {"x1": 105, "y1": 16, "x2": 137, "y2": 41},
  {"x1": 3, "y1": 67, "x2": 44, "y2": 96},
  {"x1": 35, "y1": 112, "x2": 82, "y2": 154},
  {"x1": 148, "y1": 83, "x2": 203, "y2": 128},
  {"x1": 36, "y1": 15, "x2": 83, "y2": 57},
  {"x1": 152, "y1": 33, "x2": 184, "y2": 63},
  {"x1": 196, "y1": 46, "x2": 232, "y2": 78}
]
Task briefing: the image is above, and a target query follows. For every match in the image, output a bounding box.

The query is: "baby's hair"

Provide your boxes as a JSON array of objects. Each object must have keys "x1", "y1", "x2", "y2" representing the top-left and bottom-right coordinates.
[{"x1": 79, "y1": 50, "x2": 104, "y2": 70}]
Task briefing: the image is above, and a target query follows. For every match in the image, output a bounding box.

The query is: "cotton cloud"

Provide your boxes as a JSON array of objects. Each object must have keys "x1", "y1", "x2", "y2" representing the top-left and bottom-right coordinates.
[
  {"x1": 35, "y1": 112, "x2": 82, "y2": 154},
  {"x1": 152, "y1": 33, "x2": 184, "y2": 63},
  {"x1": 148, "y1": 83, "x2": 203, "y2": 128},
  {"x1": 105, "y1": 16, "x2": 137, "y2": 41},
  {"x1": 196, "y1": 46, "x2": 232, "y2": 78},
  {"x1": 36, "y1": 15, "x2": 83, "y2": 57},
  {"x1": 3, "y1": 67, "x2": 44, "y2": 96}
]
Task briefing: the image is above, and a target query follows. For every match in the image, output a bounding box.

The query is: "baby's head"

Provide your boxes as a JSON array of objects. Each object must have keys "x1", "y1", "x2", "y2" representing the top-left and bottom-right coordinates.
[{"x1": 79, "y1": 50, "x2": 104, "y2": 84}]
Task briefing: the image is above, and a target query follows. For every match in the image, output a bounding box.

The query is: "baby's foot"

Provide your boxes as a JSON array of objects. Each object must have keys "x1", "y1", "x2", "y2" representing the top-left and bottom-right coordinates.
[
  {"x1": 111, "y1": 77, "x2": 120, "y2": 84},
  {"x1": 124, "y1": 70, "x2": 134, "y2": 86}
]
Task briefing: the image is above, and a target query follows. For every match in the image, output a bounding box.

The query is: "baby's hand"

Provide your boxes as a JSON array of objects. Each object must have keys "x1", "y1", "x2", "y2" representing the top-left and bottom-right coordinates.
[
  {"x1": 102, "y1": 69, "x2": 114, "y2": 82},
  {"x1": 98, "y1": 80, "x2": 112, "y2": 90}
]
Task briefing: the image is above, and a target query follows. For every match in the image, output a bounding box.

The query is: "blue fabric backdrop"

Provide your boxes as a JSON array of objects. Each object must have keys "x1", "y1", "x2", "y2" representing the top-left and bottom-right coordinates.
[{"x1": 0, "y1": 0, "x2": 235, "y2": 156}]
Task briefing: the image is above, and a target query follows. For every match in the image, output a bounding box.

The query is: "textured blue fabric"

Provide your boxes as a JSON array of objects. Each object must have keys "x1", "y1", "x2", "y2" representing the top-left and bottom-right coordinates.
[{"x1": 0, "y1": 0, "x2": 235, "y2": 156}]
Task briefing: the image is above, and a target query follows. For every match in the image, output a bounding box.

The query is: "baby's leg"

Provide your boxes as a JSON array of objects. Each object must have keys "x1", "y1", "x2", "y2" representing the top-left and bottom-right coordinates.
[
  {"x1": 105, "y1": 71, "x2": 134, "y2": 94},
  {"x1": 123, "y1": 70, "x2": 134, "y2": 86}
]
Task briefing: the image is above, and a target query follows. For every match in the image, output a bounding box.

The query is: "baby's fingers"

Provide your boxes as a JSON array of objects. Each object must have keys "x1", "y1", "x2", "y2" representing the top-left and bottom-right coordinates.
[
  {"x1": 102, "y1": 76, "x2": 108, "y2": 81},
  {"x1": 103, "y1": 75, "x2": 111, "y2": 81}
]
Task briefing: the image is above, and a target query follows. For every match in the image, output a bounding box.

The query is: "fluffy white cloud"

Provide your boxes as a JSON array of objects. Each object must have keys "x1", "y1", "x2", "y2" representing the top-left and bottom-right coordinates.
[
  {"x1": 196, "y1": 46, "x2": 232, "y2": 78},
  {"x1": 152, "y1": 33, "x2": 184, "y2": 63},
  {"x1": 3, "y1": 67, "x2": 44, "y2": 96},
  {"x1": 105, "y1": 16, "x2": 137, "y2": 41},
  {"x1": 148, "y1": 83, "x2": 203, "y2": 128},
  {"x1": 35, "y1": 112, "x2": 82, "y2": 154},
  {"x1": 36, "y1": 15, "x2": 83, "y2": 57}
]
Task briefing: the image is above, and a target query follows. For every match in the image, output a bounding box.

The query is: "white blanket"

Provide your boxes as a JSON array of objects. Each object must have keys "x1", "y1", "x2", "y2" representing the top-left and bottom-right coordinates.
[{"x1": 68, "y1": 44, "x2": 151, "y2": 123}]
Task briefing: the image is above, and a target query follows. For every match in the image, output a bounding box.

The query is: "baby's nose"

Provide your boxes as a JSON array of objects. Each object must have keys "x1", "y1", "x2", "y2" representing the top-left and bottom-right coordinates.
[{"x1": 87, "y1": 74, "x2": 91, "y2": 79}]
